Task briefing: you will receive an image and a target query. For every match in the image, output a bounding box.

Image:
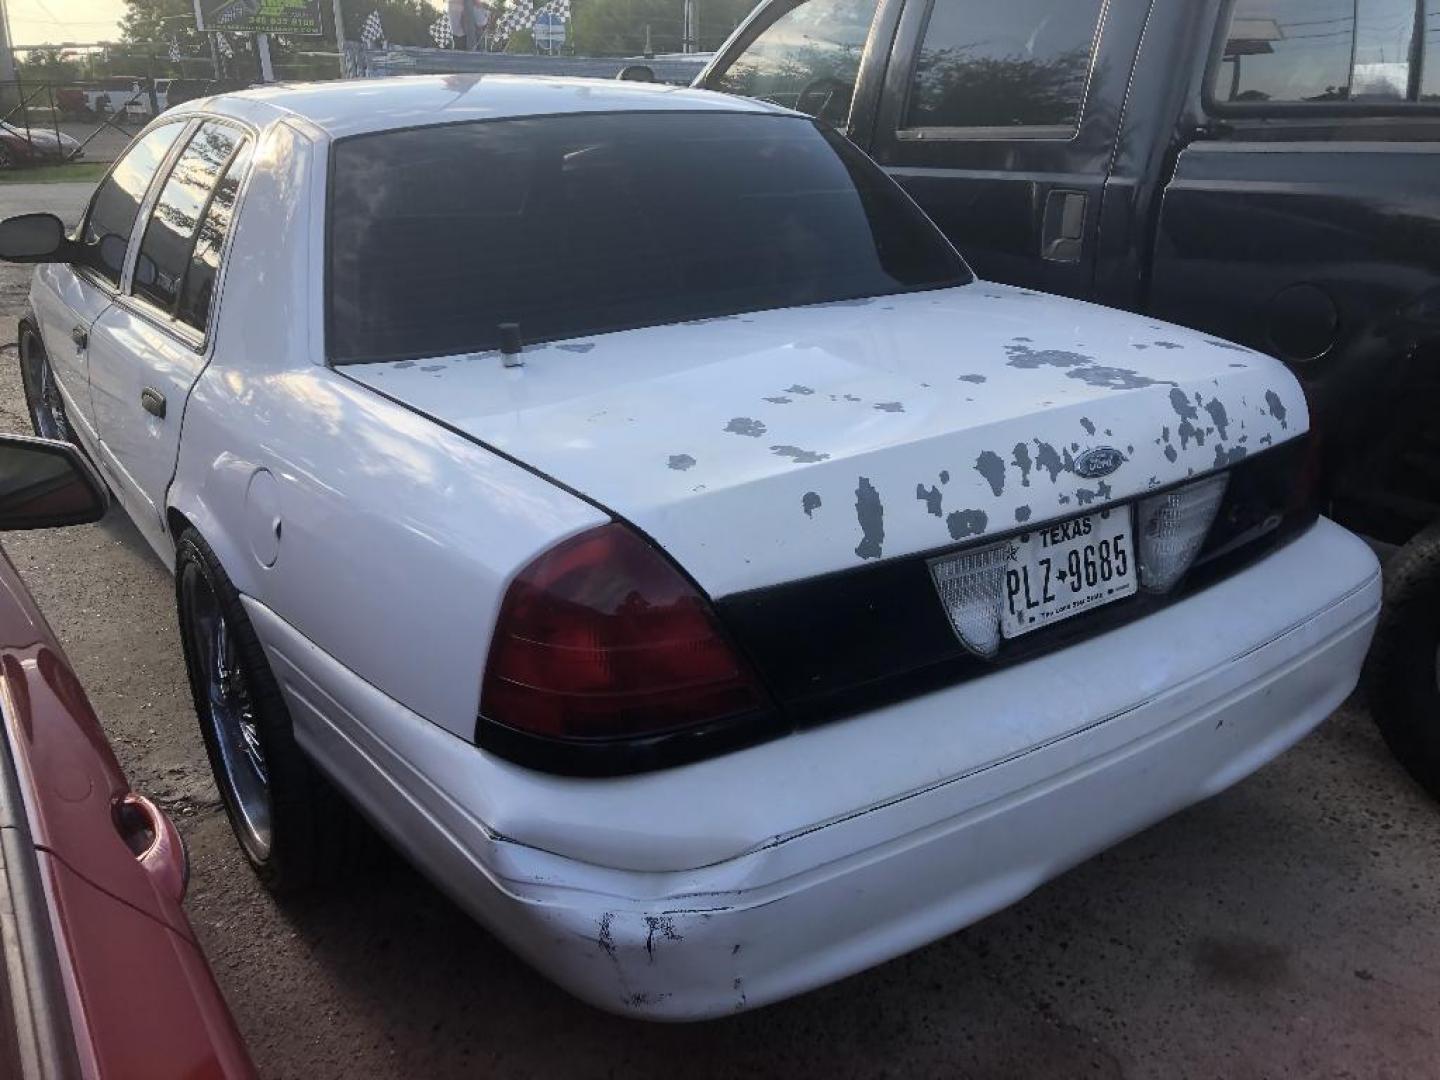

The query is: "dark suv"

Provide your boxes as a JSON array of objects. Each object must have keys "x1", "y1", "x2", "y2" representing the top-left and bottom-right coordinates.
[{"x1": 696, "y1": 0, "x2": 1440, "y2": 796}]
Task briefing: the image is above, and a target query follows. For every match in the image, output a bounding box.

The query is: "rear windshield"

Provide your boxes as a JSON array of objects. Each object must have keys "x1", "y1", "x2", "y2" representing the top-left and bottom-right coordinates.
[{"x1": 327, "y1": 111, "x2": 970, "y2": 364}]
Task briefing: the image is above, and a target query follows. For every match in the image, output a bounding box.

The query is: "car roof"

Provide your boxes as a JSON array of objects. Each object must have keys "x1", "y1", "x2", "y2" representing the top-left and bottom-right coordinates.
[{"x1": 190, "y1": 74, "x2": 793, "y2": 140}]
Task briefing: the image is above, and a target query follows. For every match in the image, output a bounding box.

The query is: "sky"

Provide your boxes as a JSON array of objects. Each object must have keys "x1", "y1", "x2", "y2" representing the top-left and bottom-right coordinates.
[{"x1": 9, "y1": 0, "x2": 127, "y2": 47}]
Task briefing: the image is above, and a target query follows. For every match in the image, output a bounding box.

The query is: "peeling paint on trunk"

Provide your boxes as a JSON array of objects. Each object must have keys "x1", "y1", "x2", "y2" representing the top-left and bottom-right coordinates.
[
  {"x1": 802, "y1": 492, "x2": 822, "y2": 517},
  {"x1": 771, "y1": 445, "x2": 829, "y2": 464},
  {"x1": 725, "y1": 417, "x2": 766, "y2": 437},
  {"x1": 975, "y1": 451, "x2": 1006, "y2": 497},
  {"x1": 1265, "y1": 390, "x2": 1289, "y2": 429},
  {"x1": 916, "y1": 484, "x2": 944, "y2": 517},
  {"x1": 668, "y1": 454, "x2": 696, "y2": 471},
  {"x1": 855, "y1": 478, "x2": 884, "y2": 560},
  {"x1": 946, "y1": 508, "x2": 988, "y2": 540}
]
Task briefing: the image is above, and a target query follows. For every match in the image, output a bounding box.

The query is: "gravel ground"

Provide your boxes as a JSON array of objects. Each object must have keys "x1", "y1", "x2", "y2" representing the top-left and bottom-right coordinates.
[{"x1": 1, "y1": 183, "x2": 1438, "y2": 1079}]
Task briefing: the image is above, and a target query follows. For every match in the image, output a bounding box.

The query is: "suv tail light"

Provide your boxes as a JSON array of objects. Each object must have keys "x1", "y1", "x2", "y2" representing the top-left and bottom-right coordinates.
[{"x1": 481, "y1": 524, "x2": 768, "y2": 742}]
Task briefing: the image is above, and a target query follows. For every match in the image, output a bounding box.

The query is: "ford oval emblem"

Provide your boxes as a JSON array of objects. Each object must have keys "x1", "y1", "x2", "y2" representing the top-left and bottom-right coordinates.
[{"x1": 1074, "y1": 447, "x2": 1126, "y2": 480}]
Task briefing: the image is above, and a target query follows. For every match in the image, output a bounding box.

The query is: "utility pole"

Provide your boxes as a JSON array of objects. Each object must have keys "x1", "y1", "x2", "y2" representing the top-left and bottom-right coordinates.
[
  {"x1": 331, "y1": 0, "x2": 347, "y2": 76},
  {"x1": 682, "y1": 0, "x2": 696, "y2": 53},
  {"x1": 255, "y1": 32, "x2": 274, "y2": 81},
  {"x1": 0, "y1": 0, "x2": 17, "y2": 87}
]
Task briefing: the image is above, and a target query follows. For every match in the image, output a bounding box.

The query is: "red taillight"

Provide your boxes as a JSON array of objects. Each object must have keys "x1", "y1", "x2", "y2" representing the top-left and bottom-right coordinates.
[{"x1": 481, "y1": 524, "x2": 768, "y2": 740}]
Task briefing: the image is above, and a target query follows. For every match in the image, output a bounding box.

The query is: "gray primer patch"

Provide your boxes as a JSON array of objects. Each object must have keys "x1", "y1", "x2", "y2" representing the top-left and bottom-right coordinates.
[
  {"x1": 802, "y1": 492, "x2": 822, "y2": 518},
  {"x1": 975, "y1": 451, "x2": 1006, "y2": 497},
  {"x1": 763, "y1": 396, "x2": 792, "y2": 405},
  {"x1": 1178, "y1": 419, "x2": 1205, "y2": 449},
  {"x1": 393, "y1": 360, "x2": 416, "y2": 369},
  {"x1": 916, "y1": 484, "x2": 944, "y2": 517},
  {"x1": 725, "y1": 417, "x2": 766, "y2": 437},
  {"x1": 874, "y1": 402, "x2": 905, "y2": 413},
  {"x1": 1164, "y1": 445, "x2": 1179, "y2": 463},
  {"x1": 1213, "y1": 444, "x2": 1248, "y2": 469},
  {"x1": 1206, "y1": 339, "x2": 1249, "y2": 353},
  {"x1": 557, "y1": 342, "x2": 597, "y2": 353},
  {"x1": 855, "y1": 478, "x2": 884, "y2": 560},
  {"x1": 946, "y1": 509, "x2": 988, "y2": 541},
  {"x1": 786, "y1": 384, "x2": 815, "y2": 396},
  {"x1": 668, "y1": 454, "x2": 696, "y2": 472},
  {"x1": 1260, "y1": 434, "x2": 1274, "y2": 446},
  {"x1": 939, "y1": 470, "x2": 951, "y2": 484},
  {"x1": 1154, "y1": 341, "x2": 1183, "y2": 350},
  {"x1": 1005, "y1": 343, "x2": 1093, "y2": 369},
  {"x1": 1069, "y1": 366, "x2": 1173, "y2": 391},
  {"x1": 1264, "y1": 390, "x2": 1289, "y2": 429},
  {"x1": 959, "y1": 374, "x2": 988, "y2": 384},
  {"x1": 1132, "y1": 343, "x2": 1150, "y2": 350},
  {"x1": 1080, "y1": 417, "x2": 1096, "y2": 436},
  {"x1": 1012, "y1": 443, "x2": 1033, "y2": 487},
  {"x1": 1013, "y1": 336, "x2": 1033, "y2": 343},
  {"x1": 843, "y1": 394, "x2": 862, "y2": 403},
  {"x1": 1015, "y1": 505, "x2": 1032, "y2": 523},
  {"x1": 771, "y1": 445, "x2": 830, "y2": 464},
  {"x1": 1034, "y1": 441, "x2": 1067, "y2": 482},
  {"x1": 1169, "y1": 388, "x2": 1200, "y2": 422},
  {"x1": 420, "y1": 364, "x2": 445, "y2": 372}
]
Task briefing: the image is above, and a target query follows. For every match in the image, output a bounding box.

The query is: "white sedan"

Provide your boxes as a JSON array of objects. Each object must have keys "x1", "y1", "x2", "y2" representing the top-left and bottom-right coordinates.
[{"x1": 4, "y1": 76, "x2": 1379, "y2": 1019}]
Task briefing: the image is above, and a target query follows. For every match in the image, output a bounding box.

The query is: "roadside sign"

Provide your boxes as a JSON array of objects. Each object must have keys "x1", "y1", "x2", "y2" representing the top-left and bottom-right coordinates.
[
  {"x1": 193, "y1": 0, "x2": 324, "y2": 36},
  {"x1": 533, "y1": 12, "x2": 566, "y2": 49}
]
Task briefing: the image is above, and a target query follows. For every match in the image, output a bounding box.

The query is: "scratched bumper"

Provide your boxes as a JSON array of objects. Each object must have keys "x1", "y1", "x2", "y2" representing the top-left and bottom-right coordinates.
[{"x1": 252, "y1": 519, "x2": 1379, "y2": 1020}]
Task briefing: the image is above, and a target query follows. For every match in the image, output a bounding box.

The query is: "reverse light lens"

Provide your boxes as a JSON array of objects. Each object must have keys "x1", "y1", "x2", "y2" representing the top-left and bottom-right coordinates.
[
  {"x1": 481, "y1": 524, "x2": 767, "y2": 741},
  {"x1": 928, "y1": 540, "x2": 1012, "y2": 659},
  {"x1": 1136, "y1": 474, "x2": 1229, "y2": 593}
]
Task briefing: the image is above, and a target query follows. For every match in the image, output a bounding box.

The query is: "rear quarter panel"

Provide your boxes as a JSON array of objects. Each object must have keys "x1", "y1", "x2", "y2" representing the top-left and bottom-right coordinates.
[{"x1": 167, "y1": 120, "x2": 607, "y2": 737}]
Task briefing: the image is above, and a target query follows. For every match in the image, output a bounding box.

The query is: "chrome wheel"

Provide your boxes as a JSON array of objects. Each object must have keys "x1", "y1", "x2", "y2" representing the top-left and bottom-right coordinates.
[
  {"x1": 184, "y1": 571, "x2": 272, "y2": 857},
  {"x1": 20, "y1": 330, "x2": 70, "y2": 443}
]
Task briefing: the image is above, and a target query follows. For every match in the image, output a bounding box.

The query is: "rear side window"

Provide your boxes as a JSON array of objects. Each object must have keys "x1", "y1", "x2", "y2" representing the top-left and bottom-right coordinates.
[
  {"x1": 901, "y1": 0, "x2": 1106, "y2": 132},
  {"x1": 327, "y1": 112, "x2": 970, "y2": 365},
  {"x1": 79, "y1": 121, "x2": 185, "y2": 285},
  {"x1": 1215, "y1": 0, "x2": 1433, "y2": 106},
  {"x1": 134, "y1": 121, "x2": 245, "y2": 320},
  {"x1": 177, "y1": 139, "x2": 253, "y2": 332},
  {"x1": 710, "y1": 0, "x2": 881, "y2": 124}
]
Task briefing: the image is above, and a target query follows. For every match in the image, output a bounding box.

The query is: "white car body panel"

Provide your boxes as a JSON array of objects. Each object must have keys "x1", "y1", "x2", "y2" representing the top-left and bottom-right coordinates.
[
  {"x1": 25, "y1": 76, "x2": 1377, "y2": 1017},
  {"x1": 246, "y1": 517, "x2": 1379, "y2": 1018},
  {"x1": 348, "y1": 284, "x2": 1302, "y2": 597}
]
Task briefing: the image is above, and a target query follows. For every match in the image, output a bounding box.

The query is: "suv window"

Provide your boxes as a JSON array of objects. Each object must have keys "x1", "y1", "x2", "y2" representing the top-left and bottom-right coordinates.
[
  {"x1": 327, "y1": 113, "x2": 970, "y2": 365},
  {"x1": 78, "y1": 121, "x2": 184, "y2": 286},
  {"x1": 710, "y1": 0, "x2": 881, "y2": 125},
  {"x1": 1216, "y1": 0, "x2": 1428, "y2": 106},
  {"x1": 133, "y1": 121, "x2": 245, "y2": 322},
  {"x1": 901, "y1": 0, "x2": 1105, "y2": 132}
]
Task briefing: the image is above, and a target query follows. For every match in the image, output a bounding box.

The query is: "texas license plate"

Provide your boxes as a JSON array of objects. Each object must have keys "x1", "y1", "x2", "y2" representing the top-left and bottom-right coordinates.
[{"x1": 1001, "y1": 508, "x2": 1136, "y2": 639}]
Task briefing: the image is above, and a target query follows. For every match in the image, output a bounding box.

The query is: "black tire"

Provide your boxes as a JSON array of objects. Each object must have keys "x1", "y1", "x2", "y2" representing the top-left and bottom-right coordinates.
[
  {"x1": 18, "y1": 323, "x2": 76, "y2": 445},
  {"x1": 1365, "y1": 521, "x2": 1440, "y2": 801},
  {"x1": 175, "y1": 529, "x2": 371, "y2": 892}
]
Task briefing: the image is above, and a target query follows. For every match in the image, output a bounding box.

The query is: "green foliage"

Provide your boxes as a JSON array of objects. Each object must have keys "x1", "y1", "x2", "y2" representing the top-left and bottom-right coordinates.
[{"x1": 572, "y1": 0, "x2": 755, "y2": 56}]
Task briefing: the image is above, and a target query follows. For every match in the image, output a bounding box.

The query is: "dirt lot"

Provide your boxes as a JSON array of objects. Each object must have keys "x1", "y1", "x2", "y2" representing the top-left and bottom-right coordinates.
[{"x1": 1, "y1": 183, "x2": 1438, "y2": 1079}]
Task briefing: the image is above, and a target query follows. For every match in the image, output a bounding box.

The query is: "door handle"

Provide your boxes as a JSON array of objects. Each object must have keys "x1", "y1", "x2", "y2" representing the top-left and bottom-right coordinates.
[
  {"x1": 70, "y1": 326, "x2": 88, "y2": 351},
  {"x1": 140, "y1": 387, "x2": 166, "y2": 419},
  {"x1": 1041, "y1": 190, "x2": 1088, "y2": 263}
]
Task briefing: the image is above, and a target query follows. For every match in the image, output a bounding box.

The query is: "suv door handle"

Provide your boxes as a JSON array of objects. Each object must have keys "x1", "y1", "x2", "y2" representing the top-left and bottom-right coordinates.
[
  {"x1": 140, "y1": 387, "x2": 166, "y2": 419},
  {"x1": 70, "y1": 326, "x2": 88, "y2": 351}
]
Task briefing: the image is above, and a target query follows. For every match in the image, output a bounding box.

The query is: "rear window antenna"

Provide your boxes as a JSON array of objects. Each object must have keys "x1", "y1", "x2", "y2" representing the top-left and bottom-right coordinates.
[{"x1": 499, "y1": 322, "x2": 524, "y2": 368}]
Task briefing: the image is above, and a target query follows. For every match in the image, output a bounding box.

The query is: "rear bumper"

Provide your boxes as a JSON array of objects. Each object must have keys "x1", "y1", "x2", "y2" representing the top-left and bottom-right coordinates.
[{"x1": 249, "y1": 519, "x2": 1379, "y2": 1020}]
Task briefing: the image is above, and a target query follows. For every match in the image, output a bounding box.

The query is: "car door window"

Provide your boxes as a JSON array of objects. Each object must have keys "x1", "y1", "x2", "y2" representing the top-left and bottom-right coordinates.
[
  {"x1": 133, "y1": 121, "x2": 244, "y2": 320},
  {"x1": 175, "y1": 139, "x2": 253, "y2": 333},
  {"x1": 899, "y1": 0, "x2": 1105, "y2": 133},
  {"x1": 710, "y1": 0, "x2": 881, "y2": 124},
  {"x1": 78, "y1": 121, "x2": 185, "y2": 286},
  {"x1": 1215, "y1": 0, "x2": 1427, "y2": 106}
]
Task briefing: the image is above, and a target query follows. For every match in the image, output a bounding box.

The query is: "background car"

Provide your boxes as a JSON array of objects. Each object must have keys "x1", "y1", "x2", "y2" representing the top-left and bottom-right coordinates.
[
  {"x1": 0, "y1": 122, "x2": 83, "y2": 169},
  {"x1": 695, "y1": 0, "x2": 1440, "y2": 802},
  {"x1": 0, "y1": 429, "x2": 254, "y2": 1079}
]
